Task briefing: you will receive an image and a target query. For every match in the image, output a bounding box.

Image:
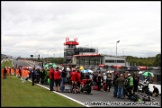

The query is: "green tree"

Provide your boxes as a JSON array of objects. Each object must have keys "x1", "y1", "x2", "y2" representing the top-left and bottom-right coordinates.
[{"x1": 154, "y1": 54, "x2": 161, "y2": 67}]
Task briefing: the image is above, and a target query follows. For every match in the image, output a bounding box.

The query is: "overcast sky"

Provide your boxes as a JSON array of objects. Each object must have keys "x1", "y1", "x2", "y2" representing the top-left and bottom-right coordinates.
[{"x1": 1, "y1": 1, "x2": 161, "y2": 58}]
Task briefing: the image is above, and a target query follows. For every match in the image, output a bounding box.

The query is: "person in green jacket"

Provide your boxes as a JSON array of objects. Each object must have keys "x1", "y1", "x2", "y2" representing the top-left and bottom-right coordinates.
[{"x1": 127, "y1": 73, "x2": 134, "y2": 99}]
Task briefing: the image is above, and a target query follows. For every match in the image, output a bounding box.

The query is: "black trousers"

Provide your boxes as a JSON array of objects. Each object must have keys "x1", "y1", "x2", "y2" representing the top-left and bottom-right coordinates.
[
  {"x1": 127, "y1": 86, "x2": 134, "y2": 97},
  {"x1": 50, "y1": 79, "x2": 54, "y2": 91},
  {"x1": 32, "y1": 77, "x2": 35, "y2": 86},
  {"x1": 4, "y1": 73, "x2": 7, "y2": 79},
  {"x1": 106, "y1": 83, "x2": 111, "y2": 91},
  {"x1": 97, "y1": 82, "x2": 101, "y2": 91}
]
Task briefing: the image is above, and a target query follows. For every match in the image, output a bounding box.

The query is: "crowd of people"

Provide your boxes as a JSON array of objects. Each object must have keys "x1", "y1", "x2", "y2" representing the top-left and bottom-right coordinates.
[{"x1": 1, "y1": 65, "x2": 159, "y2": 98}]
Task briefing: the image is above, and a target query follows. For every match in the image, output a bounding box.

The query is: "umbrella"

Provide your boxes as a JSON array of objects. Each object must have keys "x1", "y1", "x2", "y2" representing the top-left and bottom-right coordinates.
[
  {"x1": 142, "y1": 71, "x2": 154, "y2": 77},
  {"x1": 138, "y1": 71, "x2": 144, "y2": 74},
  {"x1": 28, "y1": 66, "x2": 34, "y2": 70},
  {"x1": 81, "y1": 69, "x2": 93, "y2": 73},
  {"x1": 66, "y1": 67, "x2": 71, "y2": 71},
  {"x1": 79, "y1": 66, "x2": 84, "y2": 71},
  {"x1": 96, "y1": 67, "x2": 106, "y2": 72},
  {"x1": 62, "y1": 67, "x2": 71, "y2": 71},
  {"x1": 107, "y1": 70, "x2": 114, "y2": 73},
  {"x1": 127, "y1": 66, "x2": 140, "y2": 71},
  {"x1": 35, "y1": 65, "x2": 42, "y2": 69},
  {"x1": 44, "y1": 64, "x2": 50, "y2": 69},
  {"x1": 22, "y1": 66, "x2": 28, "y2": 69},
  {"x1": 44, "y1": 63, "x2": 57, "y2": 69},
  {"x1": 52, "y1": 63, "x2": 57, "y2": 68}
]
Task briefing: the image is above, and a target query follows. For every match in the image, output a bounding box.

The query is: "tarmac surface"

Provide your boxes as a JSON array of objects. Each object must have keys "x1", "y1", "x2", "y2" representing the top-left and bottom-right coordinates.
[
  {"x1": 46, "y1": 84, "x2": 161, "y2": 107},
  {"x1": 13, "y1": 59, "x2": 161, "y2": 107}
]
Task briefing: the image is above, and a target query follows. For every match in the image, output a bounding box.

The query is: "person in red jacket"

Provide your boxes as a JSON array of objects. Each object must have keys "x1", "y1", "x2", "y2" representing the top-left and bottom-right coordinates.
[
  {"x1": 70, "y1": 69, "x2": 77, "y2": 92},
  {"x1": 49, "y1": 67, "x2": 54, "y2": 91},
  {"x1": 76, "y1": 69, "x2": 81, "y2": 91},
  {"x1": 54, "y1": 67, "x2": 61, "y2": 92}
]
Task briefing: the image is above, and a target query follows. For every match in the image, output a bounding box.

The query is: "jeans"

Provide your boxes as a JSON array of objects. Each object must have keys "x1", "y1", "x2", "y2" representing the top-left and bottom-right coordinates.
[
  {"x1": 113, "y1": 85, "x2": 118, "y2": 97},
  {"x1": 61, "y1": 77, "x2": 67, "y2": 92},
  {"x1": 117, "y1": 86, "x2": 124, "y2": 98}
]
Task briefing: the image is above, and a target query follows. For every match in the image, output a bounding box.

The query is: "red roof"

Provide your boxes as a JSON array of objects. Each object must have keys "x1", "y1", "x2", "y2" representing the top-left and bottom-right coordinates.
[
  {"x1": 74, "y1": 54, "x2": 100, "y2": 57},
  {"x1": 98, "y1": 64, "x2": 104, "y2": 67},
  {"x1": 138, "y1": 66, "x2": 147, "y2": 70},
  {"x1": 113, "y1": 65, "x2": 123, "y2": 68},
  {"x1": 64, "y1": 41, "x2": 79, "y2": 45}
]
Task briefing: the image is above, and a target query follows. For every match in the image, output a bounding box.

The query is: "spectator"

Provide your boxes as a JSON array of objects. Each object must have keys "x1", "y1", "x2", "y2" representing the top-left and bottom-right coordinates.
[
  {"x1": 61, "y1": 66, "x2": 67, "y2": 92},
  {"x1": 49, "y1": 67, "x2": 54, "y2": 91},
  {"x1": 32, "y1": 67, "x2": 36, "y2": 86},
  {"x1": 21, "y1": 68, "x2": 26, "y2": 83},
  {"x1": 106, "y1": 73, "x2": 112, "y2": 92},
  {"x1": 127, "y1": 73, "x2": 134, "y2": 99},
  {"x1": 151, "y1": 86, "x2": 159, "y2": 97},
  {"x1": 93, "y1": 72, "x2": 98, "y2": 86},
  {"x1": 76, "y1": 69, "x2": 81, "y2": 92},
  {"x1": 19, "y1": 67, "x2": 22, "y2": 78},
  {"x1": 11, "y1": 67, "x2": 15, "y2": 75},
  {"x1": 7, "y1": 67, "x2": 11, "y2": 76},
  {"x1": 142, "y1": 77, "x2": 150, "y2": 95},
  {"x1": 97, "y1": 71, "x2": 103, "y2": 91},
  {"x1": 15, "y1": 67, "x2": 20, "y2": 78},
  {"x1": 133, "y1": 73, "x2": 140, "y2": 93},
  {"x1": 2, "y1": 67, "x2": 7, "y2": 79},
  {"x1": 113, "y1": 72, "x2": 120, "y2": 97},
  {"x1": 70, "y1": 69, "x2": 77, "y2": 92},
  {"x1": 115, "y1": 74, "x2": 125, "y2": 99},
  {"x1": 54, "y1": 67, "x2": 61, "y2": 92},
  {"x1": 42, "y1": 68, "x2": 47, "y2": 84}
]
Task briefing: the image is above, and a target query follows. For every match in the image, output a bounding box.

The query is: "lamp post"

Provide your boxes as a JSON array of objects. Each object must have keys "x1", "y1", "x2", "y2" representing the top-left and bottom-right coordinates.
[
  {"x1": 116, "y1": 40, "x2": 120, "y2": 69},
  {"x1": 53, "y1": 53, "x2": 55, "y2": 63}
]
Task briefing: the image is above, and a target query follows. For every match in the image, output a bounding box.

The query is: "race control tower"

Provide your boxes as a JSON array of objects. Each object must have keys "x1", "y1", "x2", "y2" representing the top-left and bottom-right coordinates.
[{"x1": 64, "y1": 37, "x2": 79, "y2": 64}]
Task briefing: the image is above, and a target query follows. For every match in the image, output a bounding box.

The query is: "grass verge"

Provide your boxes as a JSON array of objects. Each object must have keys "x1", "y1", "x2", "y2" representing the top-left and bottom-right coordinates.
[{"x1": 1, "y1": 60, "x2": 84, "y2": 107}]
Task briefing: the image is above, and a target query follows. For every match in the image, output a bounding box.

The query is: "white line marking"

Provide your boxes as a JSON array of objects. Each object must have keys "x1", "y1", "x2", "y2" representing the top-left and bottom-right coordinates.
[{"x1": 28, "y1": 80, "x2": 90, "y2": 107}]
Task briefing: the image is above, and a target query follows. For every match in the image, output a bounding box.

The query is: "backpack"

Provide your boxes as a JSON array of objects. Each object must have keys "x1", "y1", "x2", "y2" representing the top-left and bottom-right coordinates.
[{"x1": 61, "y1": 70, "x2": 67, "y2": 77}]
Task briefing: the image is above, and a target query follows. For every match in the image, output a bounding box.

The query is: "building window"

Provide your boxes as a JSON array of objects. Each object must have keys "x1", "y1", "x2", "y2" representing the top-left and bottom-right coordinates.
[
  {"x1": 105, "y1": 59, "x2": 125, "y2": 63},
  {"x1": 117, "y1": 60, "x2": 125, "y2": 63},
  {"x1": 85, "y1": 59, "x2": 89, "y2": 65},
  {"x1": 95, "y1": 59, "x2": 100, "y2": 65},
  {"x1": 105, "y1": 60, "x2": 115, "y2": 63},
  {"x1": 90, "y1": 59, "x2": 95, "y2": 65},
  {"x1": 80, "y1": 59, "x2": 85, "y2": 65}
]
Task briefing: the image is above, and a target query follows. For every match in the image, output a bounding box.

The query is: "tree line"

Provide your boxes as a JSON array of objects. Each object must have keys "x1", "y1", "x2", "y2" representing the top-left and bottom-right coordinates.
[
  {"x1": 126, "y1": 53, "x2": 161, "y2": 67},
  {"x1": 41, "y1": 54, "x2": 161, "y2": 67},
  {"x1": 3, "y1": 53, "x2": 160, "y2": 67}
]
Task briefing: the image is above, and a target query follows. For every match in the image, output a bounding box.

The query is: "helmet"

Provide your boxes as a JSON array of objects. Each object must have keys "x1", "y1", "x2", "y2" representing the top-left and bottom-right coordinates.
[{"x1": 128, "y1": 73, "x2": 131, "y2": 76}]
